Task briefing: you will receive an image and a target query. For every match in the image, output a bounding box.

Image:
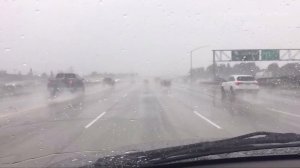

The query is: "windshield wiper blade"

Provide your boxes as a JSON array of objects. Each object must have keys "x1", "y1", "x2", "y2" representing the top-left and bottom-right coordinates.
[
  {"x1": 90, "y1": 132, "x2": 300, "y2": 168},
  {"x1": 144, "y1": 132, "x2": 300, "y2": 166}
]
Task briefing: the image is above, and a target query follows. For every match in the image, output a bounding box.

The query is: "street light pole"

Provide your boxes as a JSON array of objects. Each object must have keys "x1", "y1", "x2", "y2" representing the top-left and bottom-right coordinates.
[
  {"x1": 190, "y1": 50, "x2": 193, "y2": 81},
  {"x1": 212, "y1": 50, "x2": 216, "y2": 81}
]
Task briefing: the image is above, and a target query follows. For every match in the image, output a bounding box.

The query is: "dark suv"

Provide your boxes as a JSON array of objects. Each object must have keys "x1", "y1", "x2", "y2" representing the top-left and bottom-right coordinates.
[{"x1": 47, "y1": 73, "x2": 85, "y2": 96}]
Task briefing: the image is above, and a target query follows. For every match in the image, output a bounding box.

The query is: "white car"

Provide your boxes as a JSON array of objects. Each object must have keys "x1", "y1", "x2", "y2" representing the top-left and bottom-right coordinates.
[{"x1": 221, "y1": 75, "x2": 259, "y2": 97}]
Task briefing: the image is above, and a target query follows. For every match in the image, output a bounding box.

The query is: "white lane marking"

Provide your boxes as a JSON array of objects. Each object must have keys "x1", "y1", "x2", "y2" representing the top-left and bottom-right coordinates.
[
  {"x1": 123, "y1": 94, "x2": 128, "y2": 98},
  {"x1": 85, "y1": 112, "x2": 106, "y2": 129},
  {"x1": 193, "y1": 111, "x2": 222, "y2": 129},
  {"x1": 268, "y1": 108, "x2": 300, "y2": 118}
]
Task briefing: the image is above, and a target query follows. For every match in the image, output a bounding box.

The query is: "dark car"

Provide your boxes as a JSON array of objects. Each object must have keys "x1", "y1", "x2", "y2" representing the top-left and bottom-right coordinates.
[
  {"x1": 160, "y1": 79, "x2": 172, "y2": 87},
  {"x1": 47, "y1": 73, "x2": 85, "y2": 96},
  {"x1": 103, "y1": 77, "x2": 115, "y2": 86}
]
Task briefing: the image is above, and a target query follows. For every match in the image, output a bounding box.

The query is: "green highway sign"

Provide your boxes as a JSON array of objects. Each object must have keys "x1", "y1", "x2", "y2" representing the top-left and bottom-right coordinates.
[
  {"x1": 231, "y1": 50, "x2": 259, "y2": 61},
  {"x1": 261, "y1": 50, "x2": 279, "y2": 60}
]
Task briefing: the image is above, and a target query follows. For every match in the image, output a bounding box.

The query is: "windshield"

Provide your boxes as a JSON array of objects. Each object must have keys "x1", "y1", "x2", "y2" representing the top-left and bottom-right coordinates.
[
  {"x1": 237, "y1": 76, "x2": 255, "y2": 81},
  {"x1": 1, "y1": 0, "x2": 300, "y2": 167},
  {"x1": 64, "y1": 73, "x2": 76, "y2": 78},
  {"x1": 56, "y1": 73, "x2": 76, "y2": 78}
]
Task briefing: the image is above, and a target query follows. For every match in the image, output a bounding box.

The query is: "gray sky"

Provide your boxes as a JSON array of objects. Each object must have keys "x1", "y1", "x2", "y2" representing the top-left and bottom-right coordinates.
[{"x1": 1, "y1": 0, "x2": 300, "y2": 76}]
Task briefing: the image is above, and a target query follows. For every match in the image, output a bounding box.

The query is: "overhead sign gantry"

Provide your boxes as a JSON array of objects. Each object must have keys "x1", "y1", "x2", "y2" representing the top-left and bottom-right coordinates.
[{"x1": 212, "y1": 49, "x2": 300, "y2": 79}]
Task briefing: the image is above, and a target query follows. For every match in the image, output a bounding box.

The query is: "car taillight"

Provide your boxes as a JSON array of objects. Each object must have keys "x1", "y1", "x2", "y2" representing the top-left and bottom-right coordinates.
[{"x1": 235, "y1": 81, "x2": 241, "y2": 85}]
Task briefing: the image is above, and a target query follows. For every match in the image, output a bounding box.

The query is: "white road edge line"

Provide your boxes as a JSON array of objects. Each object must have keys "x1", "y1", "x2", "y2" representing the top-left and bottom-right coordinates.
[
  {"x1": 193, "y1": 111, "x2": 222, "y2": 129},
  {"x1": 85, "y1": 112, "x2": 106, "y2": 129},
  {"x1": 267, "y1": 108, "x2": 300, "y2": 118}
]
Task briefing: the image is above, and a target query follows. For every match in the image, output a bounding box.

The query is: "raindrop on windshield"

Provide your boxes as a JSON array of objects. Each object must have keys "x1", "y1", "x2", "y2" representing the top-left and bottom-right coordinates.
[
  {"x1": 72, "y1": 158, "x2": 78, "y2": 162},
  {"x1": 4, "y1": 48, "x2": 11, "y2": 52}
]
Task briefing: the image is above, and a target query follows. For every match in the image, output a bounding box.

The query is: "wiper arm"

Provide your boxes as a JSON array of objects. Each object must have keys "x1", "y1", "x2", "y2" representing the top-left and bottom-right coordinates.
[
  {"x1": 145, "y1": 132, "x2": 300, "y2": 166},
  {"x1": 91, "y1": 132, "x2": 300, "y2": 168}
]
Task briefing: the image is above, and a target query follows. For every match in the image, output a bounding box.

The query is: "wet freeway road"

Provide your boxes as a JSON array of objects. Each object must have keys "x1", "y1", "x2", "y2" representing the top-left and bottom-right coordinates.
[{"x1": 0, "y1": 80, "x2": 300, "y2": 167}]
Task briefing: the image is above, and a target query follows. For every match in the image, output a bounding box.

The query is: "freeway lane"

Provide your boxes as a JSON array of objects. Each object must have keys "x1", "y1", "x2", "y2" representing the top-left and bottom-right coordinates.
[
  {"x1": 172, "y1": 83, "x2": 300, "y2": 132},
  {"x1": 1, "y1": 81, "x2": 300, "y2": 166}
]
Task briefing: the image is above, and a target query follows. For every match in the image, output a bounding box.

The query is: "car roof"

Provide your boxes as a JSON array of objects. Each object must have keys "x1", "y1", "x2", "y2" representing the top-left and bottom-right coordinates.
[
  {"x1": 57, "y1": 73, "x2": 76, "y2": 75},
  {"x1": 231, "y1": 75, "x2": 254, "y2": 78}
]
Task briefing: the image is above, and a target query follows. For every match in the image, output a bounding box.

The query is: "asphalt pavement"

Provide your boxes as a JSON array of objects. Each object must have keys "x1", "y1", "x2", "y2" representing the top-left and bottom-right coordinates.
[{"x1": 0, "y1": 80, "x2": 300, "y2": 167}]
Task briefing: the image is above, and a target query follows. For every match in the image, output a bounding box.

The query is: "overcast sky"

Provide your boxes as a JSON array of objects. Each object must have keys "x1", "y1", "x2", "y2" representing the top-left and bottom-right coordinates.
[{"x1": 1, "y1": 0, "x2": 300, "y2": 76}]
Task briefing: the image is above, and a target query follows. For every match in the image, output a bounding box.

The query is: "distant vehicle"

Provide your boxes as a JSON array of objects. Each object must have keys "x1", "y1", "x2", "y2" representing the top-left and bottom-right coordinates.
[
  {"x1": 1, "y1": 82, "x2": 24, "y2": 95},
  {"x1": 103, "y1": 77, "x2": 115, "y2": 86},
  {"x1": 160, "y1": 79, "x2": 172, "y2": 87},
  {"x1": 221, "y1": 75, "x2": 259, "y2": 98},
  {"x1": 47, "y1": 73, "x2": 85, "y2": 96}
]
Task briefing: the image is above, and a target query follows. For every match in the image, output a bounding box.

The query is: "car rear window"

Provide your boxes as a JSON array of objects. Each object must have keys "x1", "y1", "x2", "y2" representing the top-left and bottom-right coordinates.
[
  {"x1": 56, "y1": 73, "x2": 76, "y2": 78},
  {"x1": 65, "y1": 74, "x2": 76, "y2": 78},
  {"x1": 237, "y1": 76, "x2": 255, "y2": 81},
  {"x1": 56, "y1": 73, "x2": 65, "y2": 78}
]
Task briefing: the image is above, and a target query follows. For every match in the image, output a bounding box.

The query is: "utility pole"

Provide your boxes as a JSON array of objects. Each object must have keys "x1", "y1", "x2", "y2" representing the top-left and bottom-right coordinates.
[
  {"x1": 190, "y1": 50, "x2": 193, "y2": 81},
  {"x1": 213, "y1": 50, "x2": 216, "y2": 81}
]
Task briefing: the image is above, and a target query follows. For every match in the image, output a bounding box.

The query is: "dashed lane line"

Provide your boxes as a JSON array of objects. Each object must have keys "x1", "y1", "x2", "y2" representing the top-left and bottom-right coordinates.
[
  {"x1": 268, "y1": 108, "x2": 300, "y2": 118},
  {"x1": 193, "y1": 111, "x2": 222, "y2": 129},
  {"x1": 85, "y1": 112, "x2": 106, "y2": 129}
]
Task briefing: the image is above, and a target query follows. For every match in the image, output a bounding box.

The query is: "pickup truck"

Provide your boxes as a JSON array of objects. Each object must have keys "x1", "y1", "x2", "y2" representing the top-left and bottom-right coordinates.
[{"x1": 47, "y1": 73, "x2": 85, "y2": 96}]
